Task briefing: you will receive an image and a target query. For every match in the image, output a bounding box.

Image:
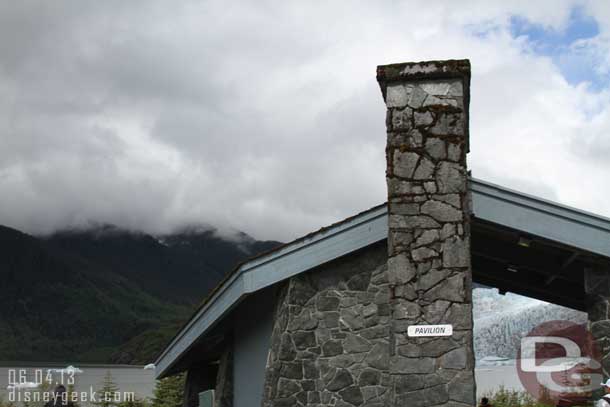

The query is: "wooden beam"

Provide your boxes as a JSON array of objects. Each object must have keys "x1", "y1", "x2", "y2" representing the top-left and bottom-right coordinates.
[
  {"x1": 472, "y1": 249, "x2": 576, "y2": 283},
  {"x1": 544, "y1": 252, "x2": 579, "y2": 286},
  {"x1": 472, "y1": 256, "x2": 585, "y2": 311}
]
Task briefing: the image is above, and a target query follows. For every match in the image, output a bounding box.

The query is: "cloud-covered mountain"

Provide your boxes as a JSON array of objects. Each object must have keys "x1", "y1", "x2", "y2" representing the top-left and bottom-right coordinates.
[
  {"x1": 0, "y1": 221, "x2": 590, "y2": 364},
  {"x1": 0, "y1": 224, "x2": 280, "y2": 363}
]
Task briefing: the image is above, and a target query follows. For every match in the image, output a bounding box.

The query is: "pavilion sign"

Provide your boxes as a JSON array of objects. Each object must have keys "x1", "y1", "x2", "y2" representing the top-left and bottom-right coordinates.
[{"x1": 407, "y1": 324, "x2": 453, "y2": 337}]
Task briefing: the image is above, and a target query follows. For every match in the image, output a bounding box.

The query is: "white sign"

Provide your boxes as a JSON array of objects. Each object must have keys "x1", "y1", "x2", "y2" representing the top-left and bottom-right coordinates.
[{"x1": 407, "y1": 324, "x2": 453, "y2": 337}]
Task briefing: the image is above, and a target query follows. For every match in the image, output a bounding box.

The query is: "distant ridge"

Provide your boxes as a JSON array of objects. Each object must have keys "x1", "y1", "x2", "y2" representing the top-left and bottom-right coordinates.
[{"x1": 0, "y1": 224, "x2": 280, "y2": 363}]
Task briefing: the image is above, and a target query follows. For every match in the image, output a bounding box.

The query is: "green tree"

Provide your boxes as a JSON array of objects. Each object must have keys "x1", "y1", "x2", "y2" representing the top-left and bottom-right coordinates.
[
  {"x1": 483, "y1": 387, "x2": 555, "y2": 407},
  {"x1": 67, "y1": 383, "x2": 80, "y2": 407},
  {"x1": 118, "y1": 398, "x2": 150, "y2": 407},
  {"x1": 151, "y1": 373, "x2": 184, "y2": 407},
  {"x1": 21, "y1": 381, "x2": 51, "y2": 407},
  {"x1": 0, "y1": 396, "x2": 15, "y2": 407},
  {"x1": 94, "y1": 372, "x2": 120, "y2": 407}
]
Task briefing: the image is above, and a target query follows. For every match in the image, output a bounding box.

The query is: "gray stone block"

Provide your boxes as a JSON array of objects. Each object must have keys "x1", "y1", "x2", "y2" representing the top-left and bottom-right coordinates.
[
  {"x1": 421, "y1": 200, "x2": 463, "y2": 222},
  {"x1": 395, "y1": 384, "x2": 449, "y2": 407},
  {"x1": 339, "y1": 386, "x2": 364, "y2": 406},
  {"x1": 365, "y1": 343, "x2": 390, "y2": 370},
  {"x1": 390, "y1": 356, "x2": 435, "y2": 374},
  {"x1": 391, "y1": 107, "x2": 413, "y2": 130},
  {"x1": 293, "y1": 331, "x2": 317, "y2": 350},
  {"x1": 322, "y1": 340, "x2": 344, "y2": 357},
  {"x1": 423, "y1": 274, "x2": 465, "y2": 302},
  {"x1": 393, "y1": 150, "x2": 419, "y2": 178},
  {"x1": 387, "y1": 253, "x2": 416, "y2": 284},
  {"x1": 442, "y1": 237, "x2": 469, "y2": 268},
  {"x1": 440, "y1": 347, "x2": 467, "y2": 369},
  {"x1": 425, "y1": 137, "x2": 447, "y2": 160},
  {"x1": 385, "y1": 84, "x2": 410, "y2": 108},
  {"x1": 326, "y1": 369, "x2": 354, "y2": 391},
  {"x1": 344, "y1": 334, "x2": 372, "y2": 353},
  {"x1": 437, "y1": 161, "x2": 466, "y2": 193},
  {"x1": 317, "y1": 296, "x2": 340, "y2": 311}
]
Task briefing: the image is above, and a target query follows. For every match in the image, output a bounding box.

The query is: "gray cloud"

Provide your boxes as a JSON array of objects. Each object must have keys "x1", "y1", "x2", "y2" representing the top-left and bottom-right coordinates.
[{"x1": 1, "y1": 0, "x2": 610, "y2": 241}]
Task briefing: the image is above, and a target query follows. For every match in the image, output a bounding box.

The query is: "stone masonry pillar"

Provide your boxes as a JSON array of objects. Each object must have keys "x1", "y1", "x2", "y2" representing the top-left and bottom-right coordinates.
[
  {"x1": 585, "y1": 267, "x2": 610, "y2": 400},
  {"x1": 377, "y1": 60, "x2": 476, "y2": 406}
]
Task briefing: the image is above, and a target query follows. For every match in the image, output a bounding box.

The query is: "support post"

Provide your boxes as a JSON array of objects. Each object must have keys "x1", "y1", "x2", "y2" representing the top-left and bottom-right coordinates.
[
  {"x1": 585, "y1": 267, "x2": 610, "y2": 401},
  {"x1": 377, "y1": 59, "x2": 476, "y2": 406}
]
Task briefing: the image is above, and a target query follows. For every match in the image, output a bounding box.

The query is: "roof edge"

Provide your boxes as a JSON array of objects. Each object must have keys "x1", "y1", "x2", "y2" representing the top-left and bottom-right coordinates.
[{"x1": 155, "y1": 177, "x2": 610, "y2": 377}]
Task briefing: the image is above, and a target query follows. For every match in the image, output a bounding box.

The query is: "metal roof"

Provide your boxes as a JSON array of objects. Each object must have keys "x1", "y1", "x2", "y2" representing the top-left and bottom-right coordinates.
[{"x1": 155, "y1": 177, "x2": 610, "y2": 378}]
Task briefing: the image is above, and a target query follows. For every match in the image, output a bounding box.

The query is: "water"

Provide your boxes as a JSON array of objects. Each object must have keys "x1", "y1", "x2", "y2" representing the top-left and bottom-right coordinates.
[{"x1": 475, "y1": 362, "x2": 526, "y2": 396}]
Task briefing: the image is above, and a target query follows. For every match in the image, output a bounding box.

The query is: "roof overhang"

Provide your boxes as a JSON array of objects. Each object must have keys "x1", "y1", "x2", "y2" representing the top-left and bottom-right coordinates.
[
  {"x1": 155, "y1": 178, "x2": 610, "y2": 378},
  {"x1": 471, "y1": 180, "x2": 610, "y2": 258}
]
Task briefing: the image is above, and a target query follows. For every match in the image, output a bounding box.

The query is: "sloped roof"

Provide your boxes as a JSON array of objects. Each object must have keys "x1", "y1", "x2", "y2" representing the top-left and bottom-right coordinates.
[{"x1": 155, "y1": 178, "x2": 610, "y2": 378}]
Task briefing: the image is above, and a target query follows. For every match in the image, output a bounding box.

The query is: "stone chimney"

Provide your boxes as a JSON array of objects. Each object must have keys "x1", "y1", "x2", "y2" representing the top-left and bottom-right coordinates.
[{"x1": 377, "y1": 60, "x2": 476, "y2": 405}]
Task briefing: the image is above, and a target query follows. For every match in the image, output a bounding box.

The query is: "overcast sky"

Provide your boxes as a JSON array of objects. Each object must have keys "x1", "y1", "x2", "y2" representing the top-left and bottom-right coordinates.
[{"x1": 1, "y1": 1, "x2": 609, "y2": 241}]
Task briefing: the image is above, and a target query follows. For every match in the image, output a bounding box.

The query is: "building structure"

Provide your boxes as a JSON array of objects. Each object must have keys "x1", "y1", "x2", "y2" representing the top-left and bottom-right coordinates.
[{"x1": 155, "y1": 59, "x2": 610, "y2": 407}]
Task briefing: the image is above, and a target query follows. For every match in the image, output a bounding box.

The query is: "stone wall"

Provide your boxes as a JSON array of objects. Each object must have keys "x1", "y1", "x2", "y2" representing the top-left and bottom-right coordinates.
[
  {"x1": 261, "y1": 59, "x2": 475, "y2": 407},
  {"x1": 262, "y1": 243, "x2": 393, "y2": 407},
  {"x1": 377, "y1": 59, "x2": 476, "y2": 406},
  {"x1": 585, "y1": 267, "x2": 610, "y2": 400}
]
